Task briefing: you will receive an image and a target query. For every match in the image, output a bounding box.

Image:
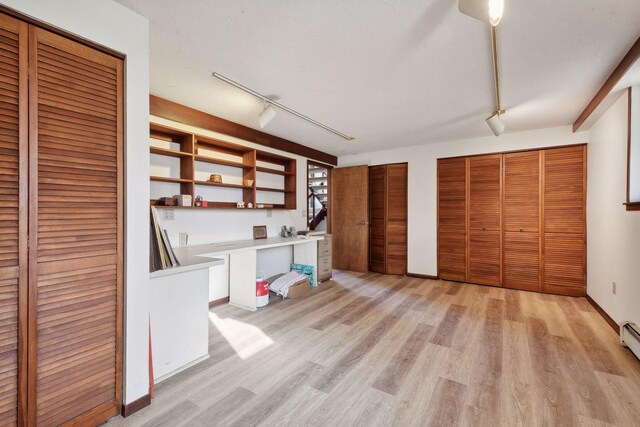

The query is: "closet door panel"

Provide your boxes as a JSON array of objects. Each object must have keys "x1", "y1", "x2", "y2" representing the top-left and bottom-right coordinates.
[
  {"x1": 468, "y1": 154, "x2": 501, "y2": 231},
  {"x1": 438, "y1": 158, "x2": 466, "y2": 231},
  {"x1": 543, "y1": 233, "x2": 585, "y2": 296},
  {"x1": 369, "y1": 166, "x2": 386, "y2": 273},
  {"x1": 0, "y1": 13, "x2": 26, "y2": 426},
  {"x1": 438, "y1": 230, "x2": 466, "y2": 281},
  {"x1": 503, "y1": 232, "x2": 540, "y2": 291},
  {"x1": 438, "y1": 158, "x2": 466, "y2": 281},
  {"x1": 386, "y1": 164, "x2": 407, "y2": 275},
  {"x1": 29, "y1": 27, "x2": 122, "y2": 426},
  {"x1": 468, "y1": 230, "x2": 501, "y2": 286},
  {"x1": 504, "y1": 151, "x2": 539, "y2": 232},
  {"x1": 544, "y1": 146, "x2": 585, "y2": 234}
]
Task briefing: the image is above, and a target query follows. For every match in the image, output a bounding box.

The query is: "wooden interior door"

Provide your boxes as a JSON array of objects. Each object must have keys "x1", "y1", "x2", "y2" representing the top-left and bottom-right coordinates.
[
  {"x1": 0, "y1": 12, "x2": 27, "y2": 425},
  {"x1": 467, "y1": 154, "x2": 502, "y2": 286},
  {"x1": 437, "y1": 158, "x2": 467, "y2": 281},
  {"x1": 503, "y1": 151, "x2": 541, "y2": 291},
  {"x1": 542, "y1": 146, "x2": 586, "y2": 296},
  {"x1": 385, "y1": 164, "x2": 408, "y2": 275},
  {"x1": 331, "y1": 166, "x2": 369, "y2": 272},
  {"x1": 28, "y1": 27, "x2": 123, "y2": 425},
  {"x1": 369, "y1": 165, "x2": 386, "y2": 273}
]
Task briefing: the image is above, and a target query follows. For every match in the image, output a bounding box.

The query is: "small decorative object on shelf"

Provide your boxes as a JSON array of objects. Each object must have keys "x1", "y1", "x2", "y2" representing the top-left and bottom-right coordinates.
[
  {"x1": 209, "y1": 174, "x2": 222, "y2": 183},
  {"x1": 280, "y1": 225, "x2": 296, "y2": 237},
  {"x1": 194, "y1": 196, "x2": 204, "y2": 207},
  {"x1": 236, "y1": 201, "x2": 245, "y2": 208},
  {"x1": 247, "y1": 202, "x2": 253, "y2": 209},
  {"x1": 158, "y1": 197, "x2": 177, "y2": 206},
  {"x1": 175, "y1": 194, "x2": 192, "y2": 206},
  {"x1": 253, "y1": 225, "x2": 267, "y2": 239},
  {"x1": 243, "y1": 179, "x2": 254, "y2": 187}
]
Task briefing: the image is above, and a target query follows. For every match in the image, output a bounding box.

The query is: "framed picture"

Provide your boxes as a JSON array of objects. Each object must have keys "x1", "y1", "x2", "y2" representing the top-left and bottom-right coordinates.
[{"x1": 253, "y1": 225, "x2": 267, "y2": 239}]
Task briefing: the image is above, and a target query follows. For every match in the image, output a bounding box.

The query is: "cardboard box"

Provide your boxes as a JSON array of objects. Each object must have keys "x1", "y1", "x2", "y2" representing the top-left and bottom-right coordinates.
[
  {"x1": 286, "y1": 277, "x2": 310, "y2": 299},
  {"x1": 267, "y1": 274, "x2": 311, "y2": 299}
]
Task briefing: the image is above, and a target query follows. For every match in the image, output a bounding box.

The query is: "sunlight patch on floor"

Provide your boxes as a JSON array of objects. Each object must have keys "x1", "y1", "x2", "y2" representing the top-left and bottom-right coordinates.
[{"x1": 209, "y1": 312, "x2": 274, "y2": 360}]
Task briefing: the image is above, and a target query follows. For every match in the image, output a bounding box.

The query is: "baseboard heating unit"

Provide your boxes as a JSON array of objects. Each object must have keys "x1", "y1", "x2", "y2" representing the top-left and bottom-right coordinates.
[{"x1": 621, "y1": 322, "x2": 640, "y2": 360}]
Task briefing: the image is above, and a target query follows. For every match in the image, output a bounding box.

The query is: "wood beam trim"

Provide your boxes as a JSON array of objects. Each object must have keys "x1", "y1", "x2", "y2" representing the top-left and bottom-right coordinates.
[
  {"x1": 573, "y1": 37, "x2": 640, "y2": 132},
  {"x1": 150, "y1": 96, "x2": 338, "y2": 165}
]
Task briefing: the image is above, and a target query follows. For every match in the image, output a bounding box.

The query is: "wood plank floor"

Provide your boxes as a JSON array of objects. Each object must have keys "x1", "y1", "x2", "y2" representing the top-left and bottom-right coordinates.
[{"x1": 106, "y1": 271, "x2": 640, "y2": 426}]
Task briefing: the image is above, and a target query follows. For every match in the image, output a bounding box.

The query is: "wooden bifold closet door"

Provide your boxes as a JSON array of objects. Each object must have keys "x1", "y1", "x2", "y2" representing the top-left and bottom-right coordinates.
[
  {"x1": 437, "y1": 158, "x2": 466, "y2": 282},
  {"x1": 0, "y1": 13, "x2": 27, "y2": 426},
  {"x1": 467, "y1": 154, "x2": 502, "y2": 286},
  {"x1": 542, "y1": 146, "x2": 586, "y2": 296},
  {"x1": 369, "y1": 164, "x2": 407, "y2": 275},
  {"x1": 502, "y1": 151, "x2": 541, "y2": 292},
  {"x1": 0, "y1": 10, "x2": 123, "y2": 426},
  {"x1": 437, "y1": 145, "x2": 586, "y2": 297}
]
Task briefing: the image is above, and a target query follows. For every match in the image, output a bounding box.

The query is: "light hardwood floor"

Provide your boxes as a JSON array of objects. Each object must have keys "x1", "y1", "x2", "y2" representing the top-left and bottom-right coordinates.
[{"x1": 107, "y1": 271, "x2": 640, "y2": 426}]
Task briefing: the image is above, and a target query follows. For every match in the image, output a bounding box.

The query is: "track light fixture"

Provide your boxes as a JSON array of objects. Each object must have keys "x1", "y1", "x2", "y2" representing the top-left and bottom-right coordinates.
[
  {"x1": 458, "y1": 0, "x2": 504, "y2": 26},
  {"x1": 212, "y1": 72, "x2": 355, "y2": 140},
  {"x1": 258, "y1": 102, "x2": 277, "y2": 128},
  {"x1": 486, "y1": 112, "x2": 505, "y2": 136}
]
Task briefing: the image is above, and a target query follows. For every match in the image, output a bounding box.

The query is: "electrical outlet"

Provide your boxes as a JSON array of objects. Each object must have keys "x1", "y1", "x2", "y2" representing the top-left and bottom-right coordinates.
[
  {"x1": 302, "y1": 209, "x2": 307, "y2": 218},
  {"x1": 162, "y1": 209, "x2": 175, "y2": 221},
  {"x1": 179, "y1": 233, "x2": 188, "y2": 246},
  {"x1": 267, "y1": 209, "x2": 272, "y2": 218},
  {"x1": 612, "y1": 281, "x2": 617, "y2": 295}
]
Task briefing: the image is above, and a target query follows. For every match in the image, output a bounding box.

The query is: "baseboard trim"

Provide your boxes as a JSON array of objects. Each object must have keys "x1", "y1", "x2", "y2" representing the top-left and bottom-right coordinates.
[
  {"x1": 122, "y1": 393, "x2": 151, "y2": 418},
  {"x1": 209, "y1": 297, "x2": 230, "y2": 308},
  {"x1": 586, "y1": 294, "x2": 620, "y2": 335},
  {"x1": 406, "y1": 273, "x2": 439, "y2": 280}
]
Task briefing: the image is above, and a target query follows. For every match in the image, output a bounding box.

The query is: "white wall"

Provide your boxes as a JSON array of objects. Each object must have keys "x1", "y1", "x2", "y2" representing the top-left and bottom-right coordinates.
[
  {"x1": 339, "y1": 126, "x2": 588, "y2": 276},
  {"x1": 587, "y1": 93, "x2": 640, "y2": 327},
  {"x1": 1, "y1": 0, "x2": 151, "y2": 405}
]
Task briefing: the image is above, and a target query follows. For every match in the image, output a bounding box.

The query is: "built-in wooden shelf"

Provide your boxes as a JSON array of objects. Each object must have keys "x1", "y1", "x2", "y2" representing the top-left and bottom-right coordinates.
[
  {"x1": 256, "y1": 166, "x2": 295, "y2": 176},
  {"x1": 149, "y1": 122, "x2": 296, "y2": 209},
  {"x1": 194, "y1": 180, "x2": 253, "y2": 189},
  {"x1": 194, "y1": 155, "x2": 248, "y2": 169},
  {"x1": 150, "y1": 176, "x2": 193, "y2": 184},
  {"x1": 256, "y1": 186, "x2": 294, "y2": 193},
  {"x1": 150, "y1": 146, "x2": 193, "y2": 158}
]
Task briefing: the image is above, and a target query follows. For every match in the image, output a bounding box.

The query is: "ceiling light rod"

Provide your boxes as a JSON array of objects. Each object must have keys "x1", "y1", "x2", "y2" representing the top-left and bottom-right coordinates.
[
  {"x1": 490, "y1": 25, "x2": 504, "y2": 115},
  {"x1": 212, "y1": 72, "x2": 355, "y2": 141}
]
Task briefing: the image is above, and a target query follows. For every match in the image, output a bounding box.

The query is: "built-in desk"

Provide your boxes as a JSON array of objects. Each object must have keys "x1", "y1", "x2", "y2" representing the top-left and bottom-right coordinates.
[
  {"x1": 172, "y1": 236, "x2": 322, "y2": 311},
  {"x1": 149, "y1": 236, "x2": 322, "y2": 382}
]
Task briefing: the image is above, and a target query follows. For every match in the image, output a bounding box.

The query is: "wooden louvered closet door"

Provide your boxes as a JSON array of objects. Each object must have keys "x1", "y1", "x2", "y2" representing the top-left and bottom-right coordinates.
[
  {"x1": 0, "y1": 13, "x2": 27, "y2": 426},
  {"x1": 28, "y1": 27, "x2": 123, "y2": 425},
  {"x1": 503, "y1": 151, "x2": 541, "y2": 292},
  {"x1": 542, "y1": 146, "x2": 586, "y2": 296},
  {"x1": 437, "y1": 158, "x2": 467, "y2": 281},
  {"x1": 385, "y1": 164, "x2": 407, "y2": 275},
  {"x1": 369, "y1": 166, "x2": 386, "y2": 273},
  {"x1": 467, "y1": 154, "x2": 502, "y2": 286}
]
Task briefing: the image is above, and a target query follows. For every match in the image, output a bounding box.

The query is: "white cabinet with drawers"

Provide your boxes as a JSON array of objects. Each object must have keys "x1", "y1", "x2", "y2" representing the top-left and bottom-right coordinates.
[{"x1": 318, "y1": 235, "x2": 333, "y2": 282}]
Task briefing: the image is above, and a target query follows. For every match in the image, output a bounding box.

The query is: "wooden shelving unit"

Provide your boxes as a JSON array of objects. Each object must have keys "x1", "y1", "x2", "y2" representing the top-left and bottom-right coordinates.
[{"x1": 149, "y1": 123, "x2": 297, "y2": 209}]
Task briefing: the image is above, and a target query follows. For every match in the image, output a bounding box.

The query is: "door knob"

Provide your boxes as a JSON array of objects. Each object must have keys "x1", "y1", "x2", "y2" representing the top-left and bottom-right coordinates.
[
  {"x1": 482, "y1": 227, "x2": 486, "y2": 231},
  {"x1": 520, "y1": 228, "x2": 523, "y2": 232}
]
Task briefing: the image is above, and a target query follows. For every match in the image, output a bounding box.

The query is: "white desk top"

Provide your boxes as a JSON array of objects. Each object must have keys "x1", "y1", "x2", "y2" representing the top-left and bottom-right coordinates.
[{"x1": 150, "y1": 236, "x2": 323, "y2": 279}]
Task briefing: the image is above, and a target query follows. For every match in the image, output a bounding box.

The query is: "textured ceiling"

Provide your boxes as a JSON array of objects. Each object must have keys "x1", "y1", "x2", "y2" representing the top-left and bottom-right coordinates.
[{"x1": 115, "y1": 0, "x2": 640, "y2": 156}]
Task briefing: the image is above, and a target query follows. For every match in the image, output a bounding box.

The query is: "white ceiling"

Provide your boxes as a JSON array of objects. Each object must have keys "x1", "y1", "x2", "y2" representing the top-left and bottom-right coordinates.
[{"x1": 115, "y1": 0, "x2": 640, "y2": 157}]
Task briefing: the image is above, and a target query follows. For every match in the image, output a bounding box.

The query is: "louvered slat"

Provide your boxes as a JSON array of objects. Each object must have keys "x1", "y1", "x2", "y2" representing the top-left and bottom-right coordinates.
[
  {"x1": 30, "y1": 27, "x2": 122, "y2": 426},
  {"x1": 438, "y1": 158, "x2": 466, "y2": 281},
  {"x1": 369, "y1": 165, "x2": 386, "y2": 273},
  {"x1": 503, "y1": 231, "x2": 540, "y2": 291},
  {"x1": 386, "y1": 164, "x2": 407, "y2": 275},
  {"x1": 468, "y1": 230, "x2": 501, "y2": 286}
]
